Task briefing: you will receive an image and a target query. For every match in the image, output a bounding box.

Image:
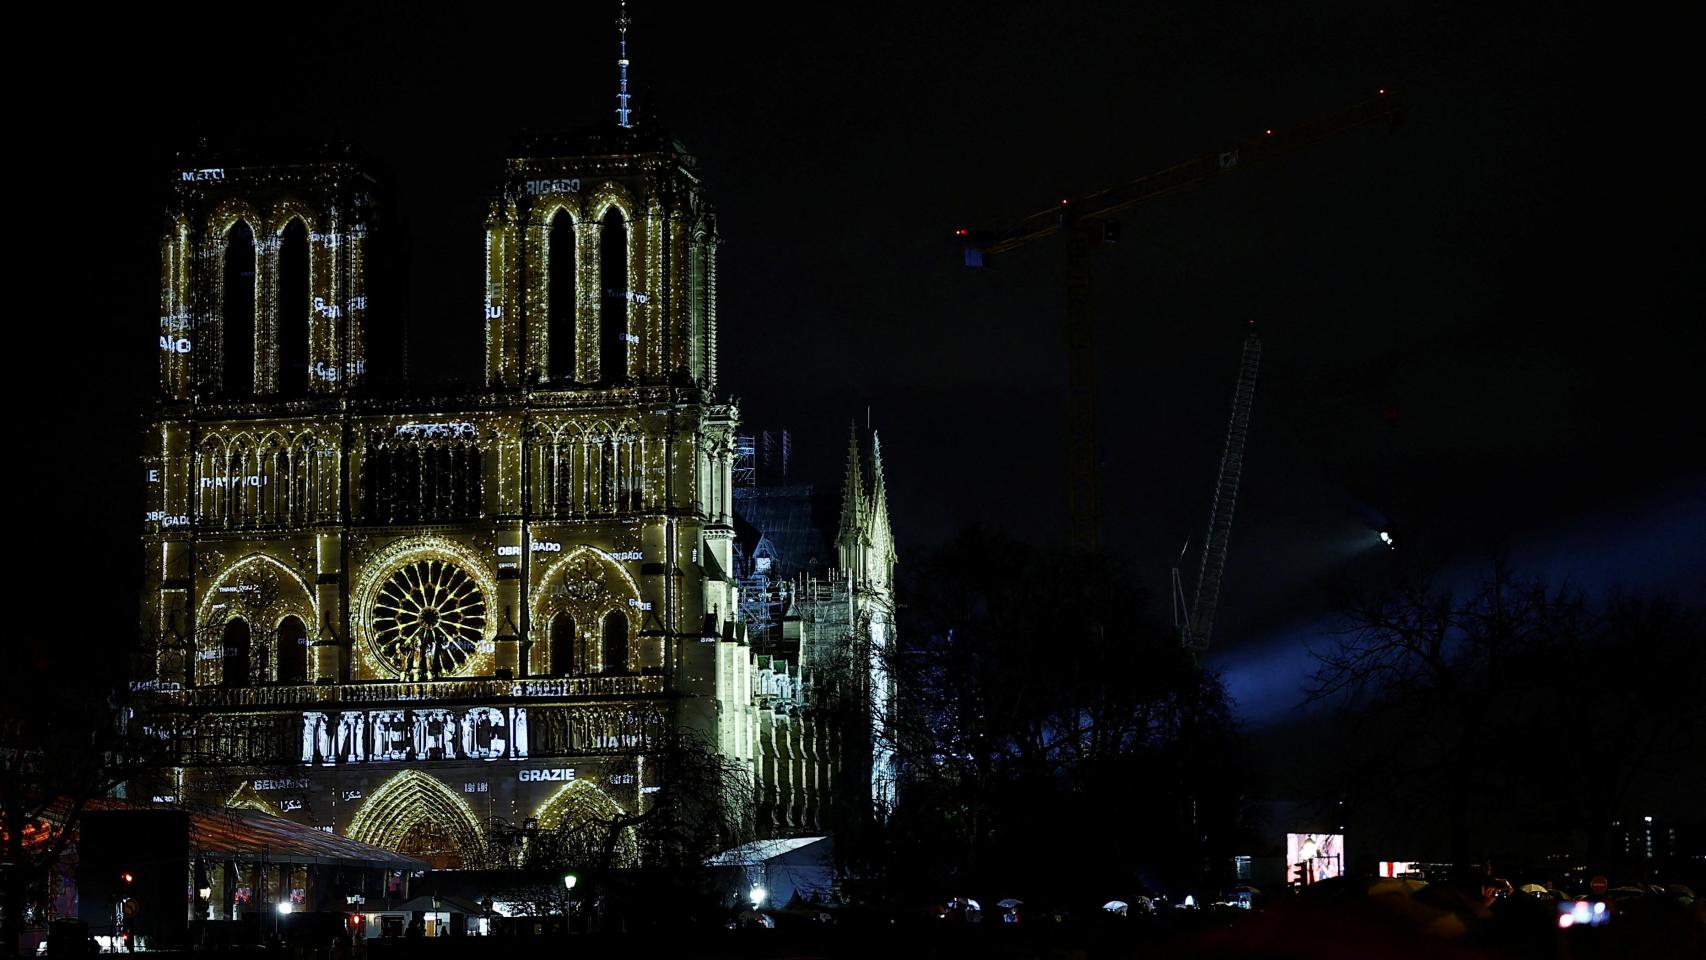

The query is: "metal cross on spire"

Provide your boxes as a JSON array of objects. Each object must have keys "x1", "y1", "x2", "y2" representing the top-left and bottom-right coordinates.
[{"x1": 615, "y1": 1, "x2": 633, "y2": 128}]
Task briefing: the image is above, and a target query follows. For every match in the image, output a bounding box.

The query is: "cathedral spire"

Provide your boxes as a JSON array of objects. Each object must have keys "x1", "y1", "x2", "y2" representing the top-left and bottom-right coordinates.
[
  {"x1": 615, "y1": 2, "x2": 634, "y2": 128},
  {"x1": 867, "y1": 431, "x2": 897, "y2": 581},
  {"x1": 837, "y1": 422, "x2": 865, "y2": 545},
  {"x1": 837, "y1": 422, "x2": 869, "y2": 579}
]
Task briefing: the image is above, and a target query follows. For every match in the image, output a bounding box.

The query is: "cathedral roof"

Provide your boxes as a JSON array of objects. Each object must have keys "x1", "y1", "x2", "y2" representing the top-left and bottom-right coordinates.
[{"x1": 511, "y1": 118, "x2": 693, "y2": 162}]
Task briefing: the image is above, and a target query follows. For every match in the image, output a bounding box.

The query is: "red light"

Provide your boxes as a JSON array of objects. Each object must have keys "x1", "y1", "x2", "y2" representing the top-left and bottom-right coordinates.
[
  {"x1": 954, "y1": 228, "x2": 967, "y2": 236},
  {"x1": 121, "y1": 872, "x2": 134, "y2": 884},
  {"x1": 1060, "y1": 198, "x2": 1069, "y2": 205},
  {"x1": 1378, "y1": 88, "x2": 1387, "y2": 96},
  {"x1": 1264, "y1": 129, "x2": 1274, "y2": 136}
]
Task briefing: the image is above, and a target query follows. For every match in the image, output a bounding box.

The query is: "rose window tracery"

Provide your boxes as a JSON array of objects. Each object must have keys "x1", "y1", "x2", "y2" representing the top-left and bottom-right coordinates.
[{"x1": 370, "y1": 559, "x2": 487, "y2": 678}]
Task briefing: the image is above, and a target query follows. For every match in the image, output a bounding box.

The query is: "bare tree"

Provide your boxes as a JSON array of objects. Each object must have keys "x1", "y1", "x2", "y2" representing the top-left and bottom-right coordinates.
[
  {"x1": 1308, "y1": 561, "x2": 1706, "y2": 871},
  {"x1": 0, "y1": 683, "x2": 167, "y2": 956}
]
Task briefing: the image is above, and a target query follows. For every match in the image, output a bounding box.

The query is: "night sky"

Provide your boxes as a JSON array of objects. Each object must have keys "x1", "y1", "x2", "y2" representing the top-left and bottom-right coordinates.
[{"x1": 37, "y1": 2, "x2": 1702, "y2": 715}]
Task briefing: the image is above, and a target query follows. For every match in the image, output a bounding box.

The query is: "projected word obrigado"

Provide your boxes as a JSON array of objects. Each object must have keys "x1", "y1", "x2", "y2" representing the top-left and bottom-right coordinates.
[{"x1": 301, "y1": 706, "x2": 529, "y2": 766}]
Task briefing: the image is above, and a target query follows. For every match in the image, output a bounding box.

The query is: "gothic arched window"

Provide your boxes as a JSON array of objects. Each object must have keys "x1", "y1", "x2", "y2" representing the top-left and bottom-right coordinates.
[
  {"x1": 221, "y1": 618, "x2": 251, "y2": 688},
  {"x1": 277, "y1": 615, "x2": 307, "y2": 683},
  {"x1": 601, "y1": 610, "x2": 628, "y2": 674},
  {"x1": 551, "y1": 612, "x2": 578, "y2": 677},
  {"x1": 598, "y1": 208, "x2": 627, "y2": 382},
  {"x1": 223, "y1": 221, "x2": 256, "y2": 396},
  {"x1": 549, "y1": 210, "x2": 576, "y2": 381},
  {"x1": 278, "y1": 219, "x2": 310, "y2": 396}
]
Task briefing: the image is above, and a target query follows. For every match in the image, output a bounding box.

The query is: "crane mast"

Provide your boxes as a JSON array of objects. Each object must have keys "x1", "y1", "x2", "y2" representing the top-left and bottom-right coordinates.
[
  {"x1": 1178, "y1": 328, "x2": 1261, "y2": 657},
  {"x1": 961, "y1": 91, "x2": 1402, "y2": 553}
]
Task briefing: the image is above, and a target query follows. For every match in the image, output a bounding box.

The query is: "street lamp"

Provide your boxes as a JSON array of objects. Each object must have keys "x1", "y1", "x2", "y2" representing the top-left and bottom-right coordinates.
[
  {"x1": 561, "y1": 874, "x2": 578, "y2": 935},
  {"x1": 749, "y1": 885, "x2": 767, "y2": 909}
]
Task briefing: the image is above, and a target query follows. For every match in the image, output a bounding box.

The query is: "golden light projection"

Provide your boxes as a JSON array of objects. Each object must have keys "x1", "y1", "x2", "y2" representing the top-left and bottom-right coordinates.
[
  {"x1": 353, "y1": 536, "x2": 499, "y2": 680},
  {"x1": 534, "y1": 779, "x2": 637, "y2": 866},
  {"x1": 371, "y1": 559, "x2": 488, "y2": 678},
  {"x1": 345, "y1": 770, "x2": 486, "y2": 869},
  {"x1": 141, "y1": 137, "x2": 884, "y2": 862}
]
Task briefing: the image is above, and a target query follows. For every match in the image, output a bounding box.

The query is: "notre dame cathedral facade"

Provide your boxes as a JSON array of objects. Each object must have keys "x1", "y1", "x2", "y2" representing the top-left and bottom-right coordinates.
[{"x1": 136, "y1": 120, "x2": 894, "y2": 869}]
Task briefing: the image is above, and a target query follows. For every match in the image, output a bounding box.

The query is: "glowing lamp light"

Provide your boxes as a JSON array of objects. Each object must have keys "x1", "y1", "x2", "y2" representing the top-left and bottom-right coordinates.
[
  {"x1": 749, "y1": 885, "x2": 767, "y2": 908},
  {"x1": 1571, "y1": 901, "x2": 1592, "y2": 925},
  {"x1": 277, "y1": 902, "x2": 293, "y2": 916},
  {"x1": 198, "y1": 884, "x2": 212, "y2": 901},
  {"x1": 1265, "y1": 129, "x2": 1274, "y2": 136},
  {"x1": 562, "y1": 874, "x2": 578, "y2": 892},
  {"x1": 1558, "y1": 913, "x2": 1574, "y2": 929},
  {"x1": 1379, "y1": 531, "x2": 1395, "y2": 549}
]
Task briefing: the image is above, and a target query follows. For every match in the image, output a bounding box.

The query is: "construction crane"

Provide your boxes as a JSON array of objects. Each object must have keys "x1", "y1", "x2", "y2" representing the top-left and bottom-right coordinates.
[
  {"x1": 1174, "y1": 325, "x2": 1261, "y2": 658},
  {"x1": 960, "y1": 91, "x2": 1404, "y2": 553}
]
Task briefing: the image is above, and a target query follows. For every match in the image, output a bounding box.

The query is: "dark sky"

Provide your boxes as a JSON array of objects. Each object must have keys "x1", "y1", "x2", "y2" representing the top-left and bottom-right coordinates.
[{"x1": 36, "y1": 2, "x2": 1702, "y2": 707}]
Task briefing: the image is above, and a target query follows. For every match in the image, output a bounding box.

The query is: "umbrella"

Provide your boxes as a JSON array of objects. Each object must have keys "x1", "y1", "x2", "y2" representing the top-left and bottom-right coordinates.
[
  {"x1": 1518, "y1": 884, "x2": 1550, "y2": 896},
  {"x1": 1102, "y1": 900, "x2": 1128, "y2": 916},
  {"x1": 996, "y1": 898, "x2": 1022, "y2": 909}
]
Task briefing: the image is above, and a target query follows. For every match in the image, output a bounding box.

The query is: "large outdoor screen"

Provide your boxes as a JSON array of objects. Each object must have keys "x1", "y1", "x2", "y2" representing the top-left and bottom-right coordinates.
[{"x1": 1285, "y1": 833, "x2": 1344, "y2": 885}]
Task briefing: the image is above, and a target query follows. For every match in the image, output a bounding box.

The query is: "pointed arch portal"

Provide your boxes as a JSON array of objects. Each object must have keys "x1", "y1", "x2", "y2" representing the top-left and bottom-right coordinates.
[
  {"x1": 533, "y1": 779, "x2": 638, "y2": 867},
  {"x1": 346, "y1": 770, "x2": 485, "y2": 869}
]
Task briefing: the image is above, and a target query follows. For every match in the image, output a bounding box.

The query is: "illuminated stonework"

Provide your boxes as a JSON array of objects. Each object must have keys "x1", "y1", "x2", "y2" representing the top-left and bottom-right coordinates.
[
  {"x1": 139, "y1": 126, "x2": 890, "y2": 867},
  {"x1": 345, "y1": 771, "x2": 487, "y2": 869},
  {"x1": 352, "y1": 536, "x2": 499, "y2": 680}
]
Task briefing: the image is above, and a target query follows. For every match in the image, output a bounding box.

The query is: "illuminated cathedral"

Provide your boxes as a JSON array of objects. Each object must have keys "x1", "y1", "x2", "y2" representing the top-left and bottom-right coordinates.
[{"x1": 136, "y1": 111, "x2": 895, "y2": 872}]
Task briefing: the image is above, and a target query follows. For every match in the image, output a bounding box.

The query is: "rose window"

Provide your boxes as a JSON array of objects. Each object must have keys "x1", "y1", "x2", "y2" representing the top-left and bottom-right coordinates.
[{"x1": 370, "y1": 559, "x2": 487, "y2": 677}]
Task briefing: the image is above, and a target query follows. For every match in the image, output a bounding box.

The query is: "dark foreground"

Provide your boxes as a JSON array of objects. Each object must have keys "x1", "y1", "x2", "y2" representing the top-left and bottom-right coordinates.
[{"x1": 45, "y1": 897, "x2": 1706, "y2": 960}]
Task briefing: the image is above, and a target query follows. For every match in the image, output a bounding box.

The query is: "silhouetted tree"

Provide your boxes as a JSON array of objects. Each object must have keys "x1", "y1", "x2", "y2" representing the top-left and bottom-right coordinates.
[
  {"x1": 856, "y1": 527, "x2": 1248, "y2": 908},
  {"x1": 1309, "y1": 561, "x2": 1706, "y2": 873}
]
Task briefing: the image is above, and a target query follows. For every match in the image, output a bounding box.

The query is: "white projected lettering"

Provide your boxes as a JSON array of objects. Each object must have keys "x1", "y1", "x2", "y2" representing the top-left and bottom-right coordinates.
[
  {"x1": 485, "y1": 304, "x2": 503, "y2": 320},
  {"x1": 181, "y1": 168, "x2": 226, "y2": 181},
  {"x1": 252, "y1": 778, "x2": 309, "y2": 791},
  {"x1": 395, "y1": 422, "x2": 476, "y2": 439},
  {"x1": 628, "y1": 598, "x2": 653, "y2": 611},
  {"x1": 517, "y1": 768, "x2": 575, "y2": 782},
  {"x1": 145, "y1": 511, "x2": 189, "y2": 527},
  {"x1": 301, "y1": 706, "x2": 529, "y2": 766},
  {"x1": 313, "y1": 360, "x2": 366, "y2": 382},
  {"x1": 202, "y1": 475, "x2": 268, "y2": 490},
  {"x1": 313, "y1": 297, "x2": 342, "y2": 319},
  {"x1": 160, "y1": 336, "x2": 193, "y2": 354},
  {"x1": 607, "y1": 550, "x2": 642, "y2": 561},
  {"x1": 163, "y1": 312, "x2": 191, "y2": 331},
  {"x1": 605, "y1": 289, "x2": 649, "y2": 305},
  {"x1": 524, "y1": 179, "x2": 581, "y2": 195}
]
